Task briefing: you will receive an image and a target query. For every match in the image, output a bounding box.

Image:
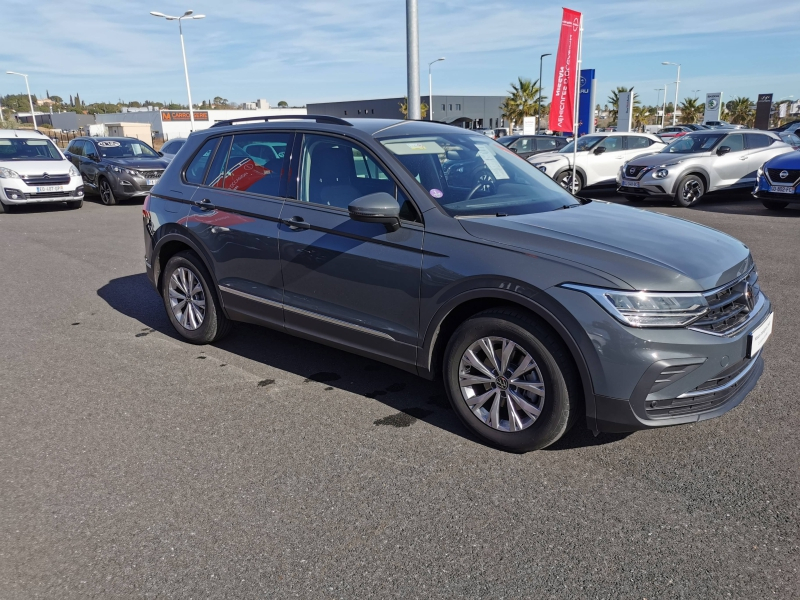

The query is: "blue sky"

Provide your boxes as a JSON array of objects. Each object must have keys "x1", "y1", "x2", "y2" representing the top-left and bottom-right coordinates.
[{"x1": 2, "y1": 0, "x2": 798, "y2": 108}]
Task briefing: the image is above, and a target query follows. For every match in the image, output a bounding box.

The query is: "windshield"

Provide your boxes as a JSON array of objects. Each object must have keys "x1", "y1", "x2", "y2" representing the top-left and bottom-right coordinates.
[
  {"x1": 661, "y1": 133, "x2": 726, "y2": 154},
  {"x1": 379, "y1": 133, "x2": 579, "y2": 217},
  {"x1": 558, "y1": 135, "x2": 602, "y2": 153},
  {"x1": 97, "y1": 139, "x2": 159, "y2": 159},
  {"x1": 0, "y1": 137, "x2": 62, "y2": 161}
]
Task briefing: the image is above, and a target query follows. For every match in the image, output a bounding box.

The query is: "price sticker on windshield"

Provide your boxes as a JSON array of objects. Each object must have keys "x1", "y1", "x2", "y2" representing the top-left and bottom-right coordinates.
[{"x1": 476, "y1": 147, "x2": 510, "y2": 180}]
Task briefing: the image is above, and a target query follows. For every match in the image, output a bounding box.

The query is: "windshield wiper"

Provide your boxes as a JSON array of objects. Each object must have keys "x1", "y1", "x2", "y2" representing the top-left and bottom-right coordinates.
[{"x1": 455, "y1": 213, "x2": 508, "y2": 219}]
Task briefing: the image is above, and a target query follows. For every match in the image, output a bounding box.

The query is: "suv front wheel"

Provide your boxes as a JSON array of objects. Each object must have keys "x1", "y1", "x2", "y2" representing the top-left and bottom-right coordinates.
[
  {"x1": 162, "y1": 251, "x2": 231, "y2": 344},
  {"x1": 443, "y1": 308, "x2": 579, "y2": 452},
  {"x1": 675, "y1": 174, "x2": 705, "y2": 207}
]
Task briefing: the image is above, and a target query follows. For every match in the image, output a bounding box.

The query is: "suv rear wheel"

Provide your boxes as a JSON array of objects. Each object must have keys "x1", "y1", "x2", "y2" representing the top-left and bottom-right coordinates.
[
  {"x1": 675, "y1": 174, "x2": 705, "y2": 207},
  {"x1": 162, "y1": 251, "x2": 231, "y2": 344},
  {"x1": 443, "y1": 308, "x2": 579, "y2": 452}
]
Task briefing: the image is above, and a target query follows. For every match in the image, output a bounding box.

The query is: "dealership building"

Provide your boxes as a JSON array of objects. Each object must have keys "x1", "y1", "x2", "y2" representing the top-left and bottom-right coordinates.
[{"x1": 307, "y1": 96, "x2": 507, "y2": 129}]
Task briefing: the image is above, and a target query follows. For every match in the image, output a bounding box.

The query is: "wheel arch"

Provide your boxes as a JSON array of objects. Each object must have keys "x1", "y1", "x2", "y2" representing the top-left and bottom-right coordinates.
[
  {"x1": 554, "y1": 165, "x2": 587, "y2": 187},
  {"x1": 671, "y1": 169, "x2": 710, "y2": 194},
  {"x1": 418, "y1": 288, "x2": 599, "y2": 432}
]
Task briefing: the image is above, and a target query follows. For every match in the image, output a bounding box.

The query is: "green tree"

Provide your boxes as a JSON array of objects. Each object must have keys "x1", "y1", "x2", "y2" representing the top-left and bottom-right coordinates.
[
  {"x1": 277, "y1": 100, "x2": 288, "y2": 107},
  {"x1": 398, "y1": 98, "x2": 428, "y2": 119},
  {"x1": 606, "y1": 86, "x2": 640, "y2": 123},
  {"x1": 502, "y1": 77, "x2": 545, "y2": 128},
  {"x1": 678, "y1": 97, "x2": 704, "y2": 124},
  {"x1": 728, "y1": 97, "x2": 754, "y2": 126},
  {"x1": 50, "y1": 95, "x2": 63, "y2": 104}
]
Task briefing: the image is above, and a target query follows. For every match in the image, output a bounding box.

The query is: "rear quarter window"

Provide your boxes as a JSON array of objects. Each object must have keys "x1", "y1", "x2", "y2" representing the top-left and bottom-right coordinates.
[{"x1": 184, "y1": 138, "x2": 220, "y2": 185}]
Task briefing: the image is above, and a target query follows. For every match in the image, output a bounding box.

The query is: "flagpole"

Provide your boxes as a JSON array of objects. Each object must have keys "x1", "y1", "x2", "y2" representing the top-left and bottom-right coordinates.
[{"x1": 571, "y1": 15, "x2": 583, "y2": 195}]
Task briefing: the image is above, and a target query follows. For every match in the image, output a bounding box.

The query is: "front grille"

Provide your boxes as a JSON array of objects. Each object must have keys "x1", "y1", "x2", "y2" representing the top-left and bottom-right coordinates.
[
  {"x1": 766, "y1": 168, "x2": 800, "y2": 185},
  {"x1": 690, "y1": 267, "x2": 760, "y2": 335},
  {"x1": 623, "y1": 165, "x2": 650, "y2": 179},
  {"x1": 28, "y1": 191, "x2": 73, "y2": 198},
  {"x1": 645, "y1": 357, "x2": 758, "y2": 418},
  {"x1": 137, "y1": 170, "x2": 164, "y2": 179},
  {"x1": 21, "y1": 174, "x2": 71, "y2": 186}
]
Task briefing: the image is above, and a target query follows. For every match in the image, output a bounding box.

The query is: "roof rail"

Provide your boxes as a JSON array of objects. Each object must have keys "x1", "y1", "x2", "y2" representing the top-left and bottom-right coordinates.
[{"x1": 210, "y1": 114, "x2": 352, "y2": 128}]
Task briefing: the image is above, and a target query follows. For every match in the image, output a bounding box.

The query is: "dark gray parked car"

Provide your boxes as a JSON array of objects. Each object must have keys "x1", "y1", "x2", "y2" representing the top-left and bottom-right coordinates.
[{"x1": 142, "y1": 116, "x2": 773, "y2": 452}]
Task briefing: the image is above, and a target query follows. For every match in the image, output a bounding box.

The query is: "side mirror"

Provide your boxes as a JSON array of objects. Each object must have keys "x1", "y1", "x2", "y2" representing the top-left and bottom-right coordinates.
[
  {"x1": 511, "y1": 147, "x2": 518, "y2": 153},
  {"x1": 716, "y1": 146, "x2": 731, "y2": 156},
  {"x1": 88, "y1": 153, "x2": 100, "y2": 161},
  {"x1": 593, "y1": 146, "x2": 606, "y2": 155},
  {"x1": 348, "y1": 192, "x2": 401, "y2": 232},
  {"x1": 158, "y1": 151, "x2": 164, "y2": 157}
]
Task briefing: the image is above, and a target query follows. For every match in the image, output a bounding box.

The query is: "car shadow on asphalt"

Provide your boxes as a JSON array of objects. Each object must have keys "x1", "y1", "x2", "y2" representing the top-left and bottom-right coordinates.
[{"x1": 97, "y1": 273, "x2": 631, "y2": 452}]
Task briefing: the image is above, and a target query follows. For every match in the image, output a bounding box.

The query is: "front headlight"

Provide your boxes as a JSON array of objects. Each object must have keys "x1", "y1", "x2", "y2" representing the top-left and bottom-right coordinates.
[
  {"x1": 757, "y1": 163, "x2": 765, "y2": 178},
  {"x1": 110, "y1": 165, "x2": 137, "y2": 176},
  {"x1": 561, "y1": 284, "x2": 709, "y2": 327},
  {"x1": 69, "y1": 165, "x2": 80, "y2": 177},
  {"x1": 0, "y1": 167, "x2": 21, "y2": 179},
  {"x1": 654, "y1": 168, "x2": 669, "y2": 179}
]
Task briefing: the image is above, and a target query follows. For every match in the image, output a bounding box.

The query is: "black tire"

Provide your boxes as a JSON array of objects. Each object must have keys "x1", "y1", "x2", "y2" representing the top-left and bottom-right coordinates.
[
  {"x1": 0, "y1": 200, "x2": 6, "y2": 214},
  {"x1": 621, "y1": 194, "x2": 644, "y2": 202},
  {"x1": 99, "y1": 178, "x2": 118, "y2": 206},
  {"x1": 557, "y1": 169, "x2": 583, "y2": 195},
  {"x1": 674, "y1": 174, "x2": 705, "y2": 207},
  {"x1": 443, "y1": 308, "x2": 580, "y2": 452},
  {"x1": 761, "y1": 199, "x2": 788, "y2": 210},
  {"x1": 161, "y1": 251, "x2": 232, "y2": 344},
  {"x1": 66, "y1": 199, "x2": 83, "y2": 209}
]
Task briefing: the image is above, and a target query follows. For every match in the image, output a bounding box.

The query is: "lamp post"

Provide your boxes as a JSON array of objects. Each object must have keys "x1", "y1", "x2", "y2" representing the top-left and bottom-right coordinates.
[
  {"x1": 654, "y1": 88, "x2": 662, "y2": 128},
  {"x1": 537, "y1": 53, "x2": 551, "y2": 134},
  {"x1": 150, "y1": 9, "x2": 205, "y2": 132},
  {"x1": 405, "y1": 0, "x2": 421, "y2": 120},
  {"x1": 428, "y1": 57, "x2": 445, "y2": 121},
  {"x1": 6, "y1": 71, "x2": 36, "y2": 130},
  {"x1": 661, "y1": 84, "x2": 668, "y2": 128},
  {"x1": 662, "y1": 61, "x2": 680, "y2": 125}
]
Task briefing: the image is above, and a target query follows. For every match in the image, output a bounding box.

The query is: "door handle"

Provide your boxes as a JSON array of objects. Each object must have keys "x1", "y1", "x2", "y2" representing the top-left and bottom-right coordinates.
[
  {"x1": 193, "y1": 198, "x2": 216, "y2": 210},
  {"x1": 282, "y1": 216, "x2": 311, "y2": 230}
]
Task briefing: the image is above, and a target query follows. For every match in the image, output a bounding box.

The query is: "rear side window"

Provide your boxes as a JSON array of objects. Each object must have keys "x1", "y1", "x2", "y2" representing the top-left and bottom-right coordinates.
[
  {"x1": 219, "y1": 132, "x2": 292, "y2": 197},
  {"x1": 184, "y1": 137, "x2": 220, "y2": 185},
  {"x1": 745, "y1": 133, "x2": 771, "y2": 149},
  {"x1": 627, "y1": 136, "x2": 652, "y2": 149}
]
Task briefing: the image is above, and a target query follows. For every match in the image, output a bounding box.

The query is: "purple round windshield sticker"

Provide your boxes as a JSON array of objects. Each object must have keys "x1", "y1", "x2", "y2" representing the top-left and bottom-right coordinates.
[{"x1": 430, "y1": 189, "x2": 443, "y2": 198}]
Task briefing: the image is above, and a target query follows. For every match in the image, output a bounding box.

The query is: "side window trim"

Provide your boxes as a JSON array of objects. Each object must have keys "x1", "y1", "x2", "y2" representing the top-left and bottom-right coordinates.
[
  {"x1": 181, "y1": 136, "x2": 221, "y2": 186},
  {"x1": 291, "y1": 132, "x2": 423, "y2": 224}
]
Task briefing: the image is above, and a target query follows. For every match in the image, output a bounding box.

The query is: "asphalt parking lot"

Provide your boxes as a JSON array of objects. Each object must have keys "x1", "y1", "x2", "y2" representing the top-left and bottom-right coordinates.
[{"x1": 1, "y1": 191, "x2": 798, "y2": 599}]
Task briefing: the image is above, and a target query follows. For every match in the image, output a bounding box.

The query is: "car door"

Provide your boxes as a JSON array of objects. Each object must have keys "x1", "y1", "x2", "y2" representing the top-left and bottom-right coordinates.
[
  {"x1": 64, "y1": 140, "x2": 84, "y2": 169},
  {"x1": 582, "y1": 135, "x2": 626, "y2": 185},
  {"x1": 279, "y1": 133, "x2": 424, "y2": 366},
  {"x1": 79, "y1": 140, "x2": 102, "y2": 189},
  {"x1": 744, "y1": 133, "x2": 787, "y2": 179},
  {"x1": 183, "y1": 131, "x2": 293, "y2": 329},
  {"x1": 713, "y1": 133, "x2": 749, "y2": 187}
]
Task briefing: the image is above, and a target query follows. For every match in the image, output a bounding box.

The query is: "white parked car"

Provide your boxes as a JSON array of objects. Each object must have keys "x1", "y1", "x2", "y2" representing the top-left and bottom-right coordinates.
[
  {"x1": 0, "y1": 130, "x2": 85, "y2": 213},
  {"x1": 528, "y1": 132, "x2": 665, "y2": 193}
]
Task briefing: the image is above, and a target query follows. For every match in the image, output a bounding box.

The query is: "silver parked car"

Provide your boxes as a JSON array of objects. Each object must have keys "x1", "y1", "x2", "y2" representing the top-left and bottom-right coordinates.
[{"x1": 617, "y1": 129, "x2": 793, "y2": 207}]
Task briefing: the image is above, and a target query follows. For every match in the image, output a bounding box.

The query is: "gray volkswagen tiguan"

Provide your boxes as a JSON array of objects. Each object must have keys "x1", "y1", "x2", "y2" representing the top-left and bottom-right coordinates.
[{"x1": 142, "y1": 115, "x2": 773, "y2": 452}]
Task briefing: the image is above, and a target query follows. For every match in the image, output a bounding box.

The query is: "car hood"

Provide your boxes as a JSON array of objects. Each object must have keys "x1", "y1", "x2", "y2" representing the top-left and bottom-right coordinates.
[
  {"x1": 764, "y1": 149, "x2": 800, "y2": 169},
  {"x1": 626, "y1": 152, "x2": 712, "y2": 168},
  {"x1": 105, "y1": 157, "x2": 169, "y2": 170},
  {"x1": 458, "y1": 200, "x2": 751, "y2": 292},
  {"x1": 0, "y1": 159, "x2": 72, "y2": 176}
]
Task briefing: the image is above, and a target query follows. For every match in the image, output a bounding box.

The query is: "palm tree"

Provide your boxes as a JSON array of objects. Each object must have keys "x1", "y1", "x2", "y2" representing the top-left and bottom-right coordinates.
[
  {"x1": 607, "y1": 86, "x2": 640, "y2": 123},
  {"x1": 632, "y1": 105, "x2": 653, "y2": 131},
  {"x1": 502, "y1": 77, "x2": 546, "y2": 128},
  {"x1": 679, "y1": 97, "x2": 704, "y2": 124},
  {"x1": 728, "y1": 97, "x2": 754, "y2": 126}
]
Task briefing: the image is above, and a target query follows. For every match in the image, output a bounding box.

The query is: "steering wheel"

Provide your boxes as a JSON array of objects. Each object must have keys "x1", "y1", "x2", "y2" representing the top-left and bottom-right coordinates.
[{"x1": 464, "y1": 170, "x2": 497, "y2": 202}]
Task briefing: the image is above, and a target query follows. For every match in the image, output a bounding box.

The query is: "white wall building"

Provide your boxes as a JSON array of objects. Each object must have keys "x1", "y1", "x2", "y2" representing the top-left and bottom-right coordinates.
[{"x1": 94, "y1": 106, "x2": 307, "y2": 141}]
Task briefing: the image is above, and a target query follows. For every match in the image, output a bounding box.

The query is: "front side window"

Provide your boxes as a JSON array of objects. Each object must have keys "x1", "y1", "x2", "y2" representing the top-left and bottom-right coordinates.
[
  {"x1": 96, "y1": 139, "x2": 159, "y2": 158},
  {"x1": 596, "y1": 136, "x2": 624, "y2": 152},
  {"x1": 218, "y1": 132, "x2": 292, "y2": 197},
  {"x1": 662, "y1": 133, "x2": 725, "y2": 154},
  {"x1": 722, "y1": 133, "x2": 744, "y2": 152},
  {"x1": 380, "y1": 132, "x2": 578, "y2": 218},
  {"x1": 0, "y1": 137, "x2": 63, "y2": 161},
  {"x1": 512, "y1": 138, "x2": 534, "y2": 153},
  {"x1": 299, "y1": 134, "x2": 419, "y2": 221}
]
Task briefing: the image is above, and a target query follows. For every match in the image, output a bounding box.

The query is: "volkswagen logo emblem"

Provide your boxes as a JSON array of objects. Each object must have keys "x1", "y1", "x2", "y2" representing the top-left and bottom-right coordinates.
[
  {"x1": 780, "y1": 170, "x2": 789, "y2": 179},
  {"x1": 495, "y1": 376, "x2": 509, "y2": 391}
]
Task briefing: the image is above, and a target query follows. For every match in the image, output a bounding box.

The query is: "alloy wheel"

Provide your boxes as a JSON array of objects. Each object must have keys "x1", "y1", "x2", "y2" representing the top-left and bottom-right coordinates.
[
  {"x1": 682, "y1": 179, "x2": 703, "y2": 204},
  {"x1": 558, "y1": 172, "x2": 581, "y2": 194},
  {"x1": 168, "y1": 267, "x2": 206, "y2": 330},
  {"x1": 458, "y1": 336, "x2": 546, "y2": 432},
  {"x1": 100, "y1": 180, "x2": 114, "y2": 205}
]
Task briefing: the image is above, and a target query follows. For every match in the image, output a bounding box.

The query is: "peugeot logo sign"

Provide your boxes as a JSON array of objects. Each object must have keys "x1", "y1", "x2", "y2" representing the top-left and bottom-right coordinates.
[{"x1": 780, "y1": 170, "x2": 789, "y2": 179}]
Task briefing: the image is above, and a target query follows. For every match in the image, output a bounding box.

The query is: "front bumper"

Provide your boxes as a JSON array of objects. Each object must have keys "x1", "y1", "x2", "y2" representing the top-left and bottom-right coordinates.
[
  {"x1": 616, "y1": 167, "x2": 679, "y2": 197},
  {"x1": 1, "y1": 176, "x2": 85, "y2": 205},
  {"x1": 548, "y1": 285, "x2": 772, "y2": 433},
  {"x1": 109, "y1": 172, "x2": 160, "y2": 200},
  {"x1": 752, "y1": 174, "x2": 800, "y2": 202}
]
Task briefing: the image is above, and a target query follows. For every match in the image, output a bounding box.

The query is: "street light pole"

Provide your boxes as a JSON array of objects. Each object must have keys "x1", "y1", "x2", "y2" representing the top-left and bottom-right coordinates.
[
  {"x1": 662, "y1": 61, "x2": 681, "y2": 125},
  {"x1": 406, "y1": 0, "x2": 421, "y2": 120},
  {"x1": 537, "y1": 53, "x2": 551, "y2": 134},
  {"x1": 662, "y1": 84, "x2": 668, "y2": 128},
  {"x1": 6, "y1": 71, "x2": 36, "y2": 130},
  {"x1": 150, "y1": 10, "x2": 205, "y2": 132},
  {"x1": 428, "y1": 58, "x2": 445, "y2": 121}
]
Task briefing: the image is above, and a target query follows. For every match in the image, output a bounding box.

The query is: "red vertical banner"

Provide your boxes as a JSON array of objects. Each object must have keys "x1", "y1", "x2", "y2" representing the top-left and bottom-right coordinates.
[{"x1": 549, "y1": 8, "x2": 582, "y2": 133}]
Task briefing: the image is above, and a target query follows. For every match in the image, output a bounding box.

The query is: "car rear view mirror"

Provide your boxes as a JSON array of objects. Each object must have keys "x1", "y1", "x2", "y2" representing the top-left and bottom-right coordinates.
[
  {"x1": 348, "y1": 192, "x2": 401, "y2": 232},
  {"x1": 717, "y1": 146, "x2": 731, "y2": 156},
  {"x1": 594, "y1": 146, "x2": 606, "y2": 155}
]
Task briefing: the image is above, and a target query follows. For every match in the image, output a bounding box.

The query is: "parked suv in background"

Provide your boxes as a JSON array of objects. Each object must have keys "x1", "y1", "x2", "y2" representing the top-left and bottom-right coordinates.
[
  {"x1": 159, "y1": 138, "x2": 186, "y2": 161},
  {"x1": 0, "y1": 129, "x2": 84, "y2": 213},
  {"x1": 752, "y1": 150, "x2": 800, "y2": 210},
  {"x1": 65, "y1": 136, "x2": 169, "y2": 205},
  {"x1": 617, "y1": 129, "x2": 792, "y2": 206},
  {"x1": 142, "y1": 115, "x2": 772, "y2": 452},
  {"x1": 528, "y1": 132, "x2": 665, "y2": 193},
  {"x1": 496, "y1": 134, "x2": 568, "y2": 159}
]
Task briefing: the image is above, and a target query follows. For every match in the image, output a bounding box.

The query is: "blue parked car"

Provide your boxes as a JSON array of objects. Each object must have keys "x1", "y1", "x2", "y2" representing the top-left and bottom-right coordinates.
[{"x1": 753, "y1": 151, "x2": 800, "y2": 210}]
